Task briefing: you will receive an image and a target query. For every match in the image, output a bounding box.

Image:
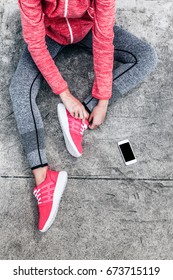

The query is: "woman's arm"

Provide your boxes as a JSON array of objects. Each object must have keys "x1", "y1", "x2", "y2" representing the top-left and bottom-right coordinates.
[
  {"x1": 88, "y1": 0, "x2": 115, "y2": 129},
  {"x1": 92, "y1": 0, "x2": 115, "y2": 100},
  {"x1": 18, "y1": 0, "x2": 68, "y2": 95}
]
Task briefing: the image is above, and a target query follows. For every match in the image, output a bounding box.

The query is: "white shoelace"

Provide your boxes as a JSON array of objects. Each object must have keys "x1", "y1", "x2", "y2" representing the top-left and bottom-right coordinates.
[
  {"x1": 33, "y1": 189, "x2": 42, "y2": 204},
  {"x1": 80, "y1": 123, "x2": 87, "y2": 135}
]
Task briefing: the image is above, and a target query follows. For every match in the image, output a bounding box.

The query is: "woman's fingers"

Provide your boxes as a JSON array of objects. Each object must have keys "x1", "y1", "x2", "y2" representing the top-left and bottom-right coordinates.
[
  {"x1": 72, "y1": 107, "x2": 89, "y2": 120},
  {"x1": 66, "y1": 98, "x2": 90, "y2": 122},
  {"x1": 79, "y1": 107, "x2": 89, "y2": 120},
  {"x1": 84, "y1": 110, "x2": 89, "y2": 119},
  {"x1": 88, "y1": 113, "x2": 101, "y2": 130},
  {"x1": 74, "y1": 110, "x2": 79, "y2": 119},
  {"x1": 79, "y1": 109, "x2": 85, "y2": 119},
  {"x1": 89, "y1": 123, "x2": 98, "y2": 130}
]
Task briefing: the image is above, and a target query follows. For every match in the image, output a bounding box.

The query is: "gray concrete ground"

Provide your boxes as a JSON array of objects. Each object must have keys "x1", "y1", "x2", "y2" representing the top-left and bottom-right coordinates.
[{"x1": 0, "y1": 0, "x2": 173, "y2": 259}]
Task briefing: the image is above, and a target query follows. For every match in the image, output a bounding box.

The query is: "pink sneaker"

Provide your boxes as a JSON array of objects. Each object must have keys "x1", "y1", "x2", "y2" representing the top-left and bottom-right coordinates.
[
  {"x1": 33, "y1": 168, "x2": 67, "y2": 232},
  {"x1": 57, "y1": 103, "x2": 88, "y2": 157}
]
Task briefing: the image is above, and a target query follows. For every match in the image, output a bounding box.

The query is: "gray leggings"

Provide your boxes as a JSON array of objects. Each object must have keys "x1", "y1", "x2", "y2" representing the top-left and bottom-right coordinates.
[{"x1": 9, "y1": 25, "x2": 157, "y2": 170}]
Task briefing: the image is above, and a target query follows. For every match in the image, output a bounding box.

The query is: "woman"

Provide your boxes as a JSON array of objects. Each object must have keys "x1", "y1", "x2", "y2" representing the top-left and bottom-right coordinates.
[{"x1": 9, "y1": 0, "x2": 157, "y2": 232}]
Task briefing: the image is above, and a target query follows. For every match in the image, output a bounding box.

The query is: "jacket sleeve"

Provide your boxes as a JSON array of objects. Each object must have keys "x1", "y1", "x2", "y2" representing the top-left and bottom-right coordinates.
[
  {"x1": 92, "y1": 0, "x2": 115, "y2": 100},
  {"x1": 18, "y1": 0, "x2": 68, "y2": 95}
]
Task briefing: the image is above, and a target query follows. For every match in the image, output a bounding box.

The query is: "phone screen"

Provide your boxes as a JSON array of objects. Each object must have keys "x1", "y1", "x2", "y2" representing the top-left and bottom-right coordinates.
[{"x1": 119, "y1": 142, "x2": 135, "y2": 162}]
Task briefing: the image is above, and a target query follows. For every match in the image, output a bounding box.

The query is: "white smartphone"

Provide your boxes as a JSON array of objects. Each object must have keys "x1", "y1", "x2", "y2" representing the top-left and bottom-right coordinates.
[{"x1": 118, "y1": 139, "x2": 137, "y2": 165}]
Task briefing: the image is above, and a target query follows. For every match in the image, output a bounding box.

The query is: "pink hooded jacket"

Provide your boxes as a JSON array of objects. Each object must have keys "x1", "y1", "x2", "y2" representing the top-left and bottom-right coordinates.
[{"x1": 18, "y1": 0, "x2": 115, "y2": 100}]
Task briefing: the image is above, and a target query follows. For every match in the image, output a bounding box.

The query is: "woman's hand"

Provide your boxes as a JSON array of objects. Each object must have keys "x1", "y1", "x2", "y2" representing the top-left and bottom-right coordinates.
[
  {"x1": 59, "y1": 88, "x2": 89, "y2": 122},
  {"x1": 89, "y1": 100, "x2": 109, "y2": 130}
]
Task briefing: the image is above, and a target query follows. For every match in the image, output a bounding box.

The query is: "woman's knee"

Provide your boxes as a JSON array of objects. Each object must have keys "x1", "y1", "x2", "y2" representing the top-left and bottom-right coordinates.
[{"x1": 137, "y1": 41, "x2": 158, "y2": 74}]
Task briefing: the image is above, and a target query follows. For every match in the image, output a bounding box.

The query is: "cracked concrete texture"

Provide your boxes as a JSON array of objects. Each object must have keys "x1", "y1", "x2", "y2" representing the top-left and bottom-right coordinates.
[{"x1": 0, "y1": 0, "x2": 173, "y2": 259}]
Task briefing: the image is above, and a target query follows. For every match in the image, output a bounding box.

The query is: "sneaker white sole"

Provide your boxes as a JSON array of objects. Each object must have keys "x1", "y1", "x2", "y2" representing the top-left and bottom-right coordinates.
[
  {"x1": 40, "y1": 171, "x2": 68, "y2": 233},
  {"x1": 57, "y1": 103, "x2": 82, "y2": 157}
]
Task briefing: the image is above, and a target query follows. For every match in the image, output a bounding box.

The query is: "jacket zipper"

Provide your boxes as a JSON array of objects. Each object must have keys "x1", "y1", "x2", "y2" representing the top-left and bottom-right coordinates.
[{"x1": 64, "y1": 0, "x2": 74, "y2": 44}]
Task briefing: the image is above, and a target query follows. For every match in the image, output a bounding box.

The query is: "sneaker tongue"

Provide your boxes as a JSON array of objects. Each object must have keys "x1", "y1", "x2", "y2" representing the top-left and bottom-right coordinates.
[{"x1": 77, "y1": 117, "x2": 89, "y2": 129}]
